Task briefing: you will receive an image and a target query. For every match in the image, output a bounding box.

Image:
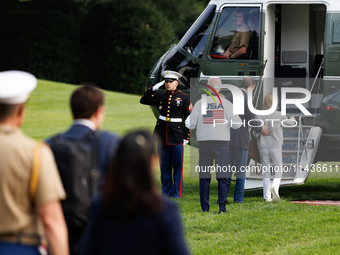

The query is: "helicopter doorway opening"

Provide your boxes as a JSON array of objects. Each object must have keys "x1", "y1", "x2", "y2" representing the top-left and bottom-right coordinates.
[{"x1": 265, "y1": 3, "x2": 326, "y2": 115}]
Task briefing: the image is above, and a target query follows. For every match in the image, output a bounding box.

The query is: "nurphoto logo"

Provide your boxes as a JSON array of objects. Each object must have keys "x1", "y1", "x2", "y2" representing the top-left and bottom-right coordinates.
[{"x1": 201, "y1": 85, "x2": 311, "y2": 116}]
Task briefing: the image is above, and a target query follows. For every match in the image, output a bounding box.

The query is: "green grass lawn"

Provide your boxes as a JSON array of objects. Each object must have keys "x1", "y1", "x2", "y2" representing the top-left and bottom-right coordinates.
[{"x1": 23, "y1": 80, "x2": 340, "y2": 255}]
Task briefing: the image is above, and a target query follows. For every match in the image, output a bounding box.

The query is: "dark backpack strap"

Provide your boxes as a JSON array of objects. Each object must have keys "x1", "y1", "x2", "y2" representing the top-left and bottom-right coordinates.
[
  {"x1": 81, "y1": 131, "x2": 101, "y2": 197},
  {"x1": 51, "y1": 133, "x2": 63, "y2": 145}
]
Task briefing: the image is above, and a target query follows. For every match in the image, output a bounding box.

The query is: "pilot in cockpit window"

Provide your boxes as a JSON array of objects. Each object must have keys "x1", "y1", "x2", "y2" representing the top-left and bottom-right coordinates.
[
  {"x1": 210, "y1": 7, "x2": 259, "y2": 60},
  {"x1": 221, "y1": 8, "x2": 250, "y2": 59}
]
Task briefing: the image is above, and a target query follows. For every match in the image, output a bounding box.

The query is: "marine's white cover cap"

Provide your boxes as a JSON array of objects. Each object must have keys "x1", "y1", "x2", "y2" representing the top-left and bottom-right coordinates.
[
  {"x1": 161, "y1": 70, "x2": 182, "y2": 81},
  {"x1": 0, "y1": 70, "x2": 37, "y2": 104}
]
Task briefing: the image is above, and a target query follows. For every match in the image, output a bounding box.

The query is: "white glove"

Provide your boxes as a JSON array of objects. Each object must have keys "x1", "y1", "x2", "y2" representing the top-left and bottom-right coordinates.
[
  {"x1": 183, "y1": 139, "x2": 189, "y2": 146},
  {"x1": 152, "y1": 81, "x2": 165, "y2": 91},
  {"x1": 185, "y1": 115, "x2": 190, "y2": 129}
]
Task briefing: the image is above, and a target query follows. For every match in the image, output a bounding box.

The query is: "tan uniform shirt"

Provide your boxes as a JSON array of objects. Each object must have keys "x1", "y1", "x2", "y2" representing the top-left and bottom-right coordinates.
[
  {"x1": 230, "y1": 24, "x2": 250, "y2": 54},
  {"x1": 0, "y1": 125, "x2": 66, "y2": 240}
]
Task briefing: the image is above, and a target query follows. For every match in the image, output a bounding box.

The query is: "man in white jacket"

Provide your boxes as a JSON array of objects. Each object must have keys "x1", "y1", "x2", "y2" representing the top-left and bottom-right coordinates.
[{"x1": 187, "y1": 77, "x2": 242, "y2": 213}]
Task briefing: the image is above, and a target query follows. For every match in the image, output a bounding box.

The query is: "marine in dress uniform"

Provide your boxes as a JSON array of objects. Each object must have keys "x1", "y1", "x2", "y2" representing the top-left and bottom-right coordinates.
[
  {"x1": 0, "y1": 71, "x2": 68, "y2": 255},
  {"x1": 140, "y1": 70, "x2": 191, "y2": 198}
]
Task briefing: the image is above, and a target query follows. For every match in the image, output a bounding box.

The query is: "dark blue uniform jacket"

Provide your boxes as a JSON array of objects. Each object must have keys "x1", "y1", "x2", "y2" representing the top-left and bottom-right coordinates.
[{"x1": 140, "y1": 88, "x2": 191, "y2": 145}]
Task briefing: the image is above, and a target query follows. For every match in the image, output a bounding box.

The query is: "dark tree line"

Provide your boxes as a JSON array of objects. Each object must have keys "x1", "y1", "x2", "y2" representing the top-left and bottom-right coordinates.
[{"x1": 0, "y1": 0, "x2": 209, "y2": 94}]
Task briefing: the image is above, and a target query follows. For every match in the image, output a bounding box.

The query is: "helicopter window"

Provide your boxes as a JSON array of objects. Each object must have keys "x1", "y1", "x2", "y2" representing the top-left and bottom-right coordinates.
[
  {"x1": 178, "y1": 5, "x2": 216, "y2": 58},
  {"x1": 333, "y1": 22, "x2": 340, "y2": 43},
  {"x1": 210, "y1": 7, "x2": 260, "y2": 60}
]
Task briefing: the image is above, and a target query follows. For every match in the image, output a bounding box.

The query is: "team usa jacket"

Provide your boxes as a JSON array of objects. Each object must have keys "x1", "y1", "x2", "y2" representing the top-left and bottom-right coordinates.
[{"x1": 140, "y1": 87, "x2": 191, "y2": 145}]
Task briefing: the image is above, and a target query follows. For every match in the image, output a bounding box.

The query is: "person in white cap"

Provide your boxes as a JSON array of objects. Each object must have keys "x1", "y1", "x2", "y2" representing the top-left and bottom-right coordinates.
[
  {"x1": 140, "y1": 70, "x2": 191, "y2": 198},
  {"x1": 0, "y1": 71, "x2": 68, "y2": 255}
]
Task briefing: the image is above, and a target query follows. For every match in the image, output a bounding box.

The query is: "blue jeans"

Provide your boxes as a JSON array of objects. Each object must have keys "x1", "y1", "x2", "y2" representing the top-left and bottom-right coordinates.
[{"x1": 226, "y1": 145, "x2": 248, "y2": 203}]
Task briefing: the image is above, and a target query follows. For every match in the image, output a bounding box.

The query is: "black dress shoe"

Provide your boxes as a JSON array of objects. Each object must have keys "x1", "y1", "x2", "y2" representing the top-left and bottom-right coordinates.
[{"x1": 217, "y1": 199, "x2": 229, "y2": 205}]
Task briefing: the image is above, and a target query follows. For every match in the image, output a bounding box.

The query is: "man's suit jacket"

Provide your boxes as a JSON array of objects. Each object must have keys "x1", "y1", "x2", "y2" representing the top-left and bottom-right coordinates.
[
  {"x1": 140, "y1": 88, "x2": 191, "y2": 145},
  {"x1": 226, "y1": 89, "x2": 262, "y2": 150}
]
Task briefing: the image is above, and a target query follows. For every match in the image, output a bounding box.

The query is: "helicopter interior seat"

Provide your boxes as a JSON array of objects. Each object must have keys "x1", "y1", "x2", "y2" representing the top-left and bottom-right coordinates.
[
  {"x1": 280, "y1": 65, "x2": 293, "y2": 78},
  {"x1": 209, "y1": 52, "x2": 226, "y2": 59},
  {"x1": 280, "y1": 51, "x2": 307, "y2": 87},
  {"x1": 245, "y1": 30, "x2": 258, "y2": 60},
  {"x1": 279, "y1": 65, "x2": 294, "y2": 87}
]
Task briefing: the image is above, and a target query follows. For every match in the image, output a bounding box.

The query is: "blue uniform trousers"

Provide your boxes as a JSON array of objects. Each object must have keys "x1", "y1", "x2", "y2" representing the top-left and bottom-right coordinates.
[
  {"x1": 0, "y1": 242, "x2": 40, "y2": 255},
  {"x1": 159, "y1": 144, "x2": 184, "y2": 198},
  {"x1": 198, "y1": 142, "x2": 229, "y2": 212}
]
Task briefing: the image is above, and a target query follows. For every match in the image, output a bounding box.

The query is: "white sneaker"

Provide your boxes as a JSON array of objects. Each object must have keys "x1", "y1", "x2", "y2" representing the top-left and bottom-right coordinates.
[
  {"x1": 269, "y1": 186, "x2": 280, "y2": 203},
  {"x1": 265, "y1": 198, "x2": 272, "y2": 202}
]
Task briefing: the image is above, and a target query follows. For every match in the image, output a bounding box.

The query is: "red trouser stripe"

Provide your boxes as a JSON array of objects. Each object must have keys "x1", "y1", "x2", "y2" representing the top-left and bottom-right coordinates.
[{"x1": 180, "y1": 144, "x2": 184, "y2": 198}]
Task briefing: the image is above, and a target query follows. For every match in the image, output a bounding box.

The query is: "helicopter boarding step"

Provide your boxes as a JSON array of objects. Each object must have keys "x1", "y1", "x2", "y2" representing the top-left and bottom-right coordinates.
[{"x1": 244, "y1": 124, "x2": 322, "y2": 191}]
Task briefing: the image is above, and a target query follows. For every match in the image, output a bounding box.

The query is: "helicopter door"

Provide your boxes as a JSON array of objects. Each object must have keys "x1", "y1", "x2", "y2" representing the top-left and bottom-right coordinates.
[
  {"x1": 274, "y1": 4, "x2": 326, "y2": 114},
  {"x1": 200, "y1": 4, "x2": 263, "y2": 88}
]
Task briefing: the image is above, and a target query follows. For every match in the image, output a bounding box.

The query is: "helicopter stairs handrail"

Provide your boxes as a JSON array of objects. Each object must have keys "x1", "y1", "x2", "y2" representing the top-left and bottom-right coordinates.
[{"x1": 309, "y1": 58, "x2": 324, "y2": 94}]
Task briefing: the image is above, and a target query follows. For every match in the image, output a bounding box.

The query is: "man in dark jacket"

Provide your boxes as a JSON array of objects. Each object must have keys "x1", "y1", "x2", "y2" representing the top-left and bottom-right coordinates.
[
  {"x1": 46, "y1": 86, "x2": 121, "y2": 255},
  {"x1": 225, "y1": 77, "x2": 270, "y2": 203}
]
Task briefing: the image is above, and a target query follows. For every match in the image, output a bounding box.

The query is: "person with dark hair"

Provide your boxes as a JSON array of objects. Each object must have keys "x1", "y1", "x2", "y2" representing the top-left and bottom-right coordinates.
[
  {"x1": 225, "y1": 77, "x2": 270, "y2": 203},
  {"x1": 47, "y1": 85, "x2": 120, "y2": 184},
  {"x1": 0, "y1": 71, "x2": 68, "y2": 255},
  {"x1": 140, "y1": 70, "x2": 191, "y2": 198},
  {"x1": 46, "y1": 85, "x2": 121, "y2": 255},
  {"x1": 80, "y1": 130, "x2": 190, "y2": 255},
  {"x1": 221, "y1": 8, "x2": 250, "y2": 59},
  {"x1": 70, "y1": 85, "x2": 104, "y2": 119}
]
